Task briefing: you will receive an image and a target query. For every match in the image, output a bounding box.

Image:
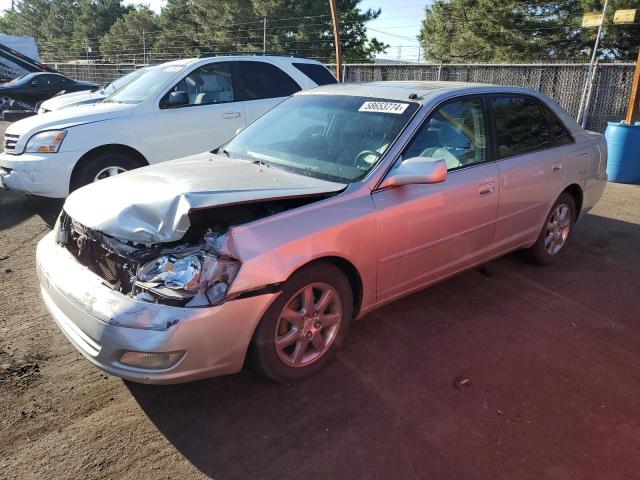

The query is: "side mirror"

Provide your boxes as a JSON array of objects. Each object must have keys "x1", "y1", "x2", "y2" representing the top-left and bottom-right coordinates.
[
  {"x1": 379, "y1": 157, "x2": 447, "y2": 189},
  {"x1": 164, "y1": 90, "x2": 189, "y2": 108}
]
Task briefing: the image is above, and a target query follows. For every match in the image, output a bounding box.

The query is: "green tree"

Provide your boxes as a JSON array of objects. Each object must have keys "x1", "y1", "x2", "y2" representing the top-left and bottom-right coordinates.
[
  {"x1": 152, "y1": 0, "x2": 200, "y2": 61},
  {"x1": 100, "y1": 6, "x2": 160, "y2": 62},
  {"x1": 420, "y1": 0, "x2": 640, "y2": 63}
]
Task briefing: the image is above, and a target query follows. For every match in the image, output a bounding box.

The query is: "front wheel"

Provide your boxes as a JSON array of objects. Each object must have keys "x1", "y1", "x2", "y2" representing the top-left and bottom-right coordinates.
[
  {"x1": 71, "y1": 151, "x2": 141, "y2": 192},
  {"x1": 250, "y1": 263, "x2": 353, "y2": 383},
  {"x1": 525, "y1": 192, "x2": 576, "y2": 265}
]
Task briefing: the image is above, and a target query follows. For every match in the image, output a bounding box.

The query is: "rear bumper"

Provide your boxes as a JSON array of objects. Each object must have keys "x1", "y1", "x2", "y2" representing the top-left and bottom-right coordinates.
[
  {"x1": 36, "y1": 232, "x2": 277, "y2": 384},
  {"x1": 0, "y1": 150, "x2": 77, "y2": 197}
]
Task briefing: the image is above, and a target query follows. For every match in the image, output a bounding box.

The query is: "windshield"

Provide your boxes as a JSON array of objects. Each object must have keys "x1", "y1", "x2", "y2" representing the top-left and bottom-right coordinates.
[
  {"x1": 102, "y1": 68, "x2": 148, "y2": 94},
  {"x1": 106, "y1": 64, "x2": 185, "y2": 104},
  {"x1": 223, "y1": 94, "x2": 419, "y2": 183},
  {"x1": 8, "y1": 73, "x2": 32, "y2": 85}
]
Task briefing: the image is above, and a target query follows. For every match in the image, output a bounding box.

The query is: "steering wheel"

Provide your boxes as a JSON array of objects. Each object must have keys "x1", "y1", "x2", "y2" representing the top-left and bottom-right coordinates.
[{"x1": 354, "y1": 150, "x2": 381, "y2": 170}]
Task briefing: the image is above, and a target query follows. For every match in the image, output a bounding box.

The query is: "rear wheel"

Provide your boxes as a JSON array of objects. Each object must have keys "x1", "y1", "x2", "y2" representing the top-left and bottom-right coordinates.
[
  {"x1": 71, "y1": 151, "x2": 142, "y2": 192},
  {"x1": 250, "y1": 263, "x2": 353, "y2": 383},
  {"x1": 525, "y1": 192, "x2": 576, "y2": 264}
]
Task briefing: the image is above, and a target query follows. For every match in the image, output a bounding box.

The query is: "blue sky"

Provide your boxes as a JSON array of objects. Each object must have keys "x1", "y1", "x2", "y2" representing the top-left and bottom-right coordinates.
[{"x1": 0, "y1": 0, "x2": 428, "y2": 62}]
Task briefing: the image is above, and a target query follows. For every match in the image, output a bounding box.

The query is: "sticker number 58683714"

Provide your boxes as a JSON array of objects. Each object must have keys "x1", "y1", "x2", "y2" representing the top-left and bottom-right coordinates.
[{"x1": 358, "y1": 101, "x2": 409, "y2": 114}]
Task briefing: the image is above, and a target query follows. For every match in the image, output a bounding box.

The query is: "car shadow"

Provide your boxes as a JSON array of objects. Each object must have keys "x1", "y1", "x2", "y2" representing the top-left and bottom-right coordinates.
[
  {"x1": 0, "y1": 190, "x2": 63, "y2": 231},
  {"x1": 128, "y1": 211, "x2": 640, "y2": 480}
]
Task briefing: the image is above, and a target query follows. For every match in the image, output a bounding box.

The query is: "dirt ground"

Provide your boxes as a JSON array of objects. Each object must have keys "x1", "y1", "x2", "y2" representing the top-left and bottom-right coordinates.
[{"x1": 1, "y1": 119, "x2": 640, "y2": 479}]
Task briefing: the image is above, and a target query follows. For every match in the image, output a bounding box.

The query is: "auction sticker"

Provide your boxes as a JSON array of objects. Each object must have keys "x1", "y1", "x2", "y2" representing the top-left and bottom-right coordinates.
[{"x1": 358, "y1": 101, "x2": 409, "y2": 114}]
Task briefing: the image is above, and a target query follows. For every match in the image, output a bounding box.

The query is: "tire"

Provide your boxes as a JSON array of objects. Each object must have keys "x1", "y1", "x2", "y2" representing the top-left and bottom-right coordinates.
[
  {"x1": 250, "y1": 262, "x2": 354, "y2": 383},
  {"x1": 71, "y1": 151, "x2": 142, "y2": 192},
  {"x1": 525, "y1": 192, "x2": 576, "y2": 265}
]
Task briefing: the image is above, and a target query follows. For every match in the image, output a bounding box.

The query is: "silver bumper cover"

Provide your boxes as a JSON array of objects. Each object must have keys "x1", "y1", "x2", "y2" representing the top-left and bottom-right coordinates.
[{"x1": 36, "y1": 232, "x2": 277, "y2": 384}]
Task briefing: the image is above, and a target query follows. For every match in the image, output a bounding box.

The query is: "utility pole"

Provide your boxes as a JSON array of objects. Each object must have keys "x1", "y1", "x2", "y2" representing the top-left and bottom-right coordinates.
[
  {"x1": 578, "y1": 0, "x2": 610, "y2": 127},
  {"x1": 329, "y1": 0, "x2": 342, "y2": 82},
  {"x1": 263, "y1": 17, "x2": 267, "y2": 53}
]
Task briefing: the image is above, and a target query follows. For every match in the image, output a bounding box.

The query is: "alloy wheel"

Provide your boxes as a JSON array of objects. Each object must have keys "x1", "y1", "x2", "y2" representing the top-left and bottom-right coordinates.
[
  {"x1": 94, "y1": 166, "x2": 126, "y2": 182},
  {"x1": 274, "y1": 283, "x2": 342, "y2": 368},
  {"x1": 544, "y1": 203, "x2": 571, "y2": 255}
]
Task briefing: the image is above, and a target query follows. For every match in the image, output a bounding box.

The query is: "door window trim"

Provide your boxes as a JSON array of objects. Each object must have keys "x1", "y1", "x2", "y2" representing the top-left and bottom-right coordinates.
[{"x1": 486, "y1": 93, "x2": 574, "y2": 162}]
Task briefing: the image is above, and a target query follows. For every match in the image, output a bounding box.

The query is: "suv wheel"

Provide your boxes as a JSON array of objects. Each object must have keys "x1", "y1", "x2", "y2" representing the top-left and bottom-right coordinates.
[
  {"x1": 72, "y1": 151, "x2": 141, "y2": 192},
  {"x1": 250, "y1": 262, "x2": 353, "y2": 383}
]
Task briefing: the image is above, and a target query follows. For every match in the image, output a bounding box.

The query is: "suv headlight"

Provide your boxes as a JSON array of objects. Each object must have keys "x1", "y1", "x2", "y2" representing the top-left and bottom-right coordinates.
[
  {"x1": 25, "y1": 130, "x2": 67, "y2": 153},
  {"x1": 137, "y1": 253, "x2": 241, "y2": 307}
]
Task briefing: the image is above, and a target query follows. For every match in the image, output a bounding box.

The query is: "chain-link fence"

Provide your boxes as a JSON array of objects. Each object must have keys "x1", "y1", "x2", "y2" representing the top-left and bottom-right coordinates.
[{"x1": 50, "y1": 61, "x2": 636, "y2": 133}]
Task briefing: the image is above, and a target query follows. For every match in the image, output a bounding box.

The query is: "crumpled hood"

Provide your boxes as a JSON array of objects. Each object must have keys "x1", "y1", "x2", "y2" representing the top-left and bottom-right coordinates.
[
  {"x1": 7, "y1": 101, "x2": 134, "y2": 149},
  {"x1": 40, "y1": 90, "x2": 105, "y2": 111},
  {"x1": 64, "y1": 152, "x2": 347, "y2": 244}
]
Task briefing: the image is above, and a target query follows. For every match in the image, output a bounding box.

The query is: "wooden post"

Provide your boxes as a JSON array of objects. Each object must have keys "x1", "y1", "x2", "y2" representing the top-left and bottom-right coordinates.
[
  {"x1": 625, "y1": 49, "x2": 640, "y2": 125},
  {"x1": 329, "y1": 0, "x2": 342, "y2": 82}
]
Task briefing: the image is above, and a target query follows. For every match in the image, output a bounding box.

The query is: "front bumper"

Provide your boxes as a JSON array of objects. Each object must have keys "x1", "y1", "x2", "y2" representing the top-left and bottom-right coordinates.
[
  {"x1": 0, "y1": 150, "x2": 79, "y2": 198},
  {"x1": 36, "y1": 232, "x2": 277, "y2": 384}
]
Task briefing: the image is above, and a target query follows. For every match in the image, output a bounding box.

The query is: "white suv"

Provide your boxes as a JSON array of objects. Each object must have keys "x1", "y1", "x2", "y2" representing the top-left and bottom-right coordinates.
[{"x1": 0, "y1": 55, "x2": 336, "y2": 197}]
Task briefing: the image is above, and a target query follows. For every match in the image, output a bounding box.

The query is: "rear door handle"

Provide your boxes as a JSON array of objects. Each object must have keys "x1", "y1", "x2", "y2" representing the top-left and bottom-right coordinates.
[
  {"x1": 222, "y1": 111, "x2": 242, "y2": 119},
  {"x1": 552, "y1": 163, "x2": 563, "y2": 172},
  {"x1": 478, "y1": 183, "x2": 495, "y2": 196}
]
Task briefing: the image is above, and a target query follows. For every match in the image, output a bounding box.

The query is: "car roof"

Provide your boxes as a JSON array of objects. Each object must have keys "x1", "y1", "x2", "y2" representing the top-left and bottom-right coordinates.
[{"x1": 300, "y1": 81, "x2": 545, "y2": 103}]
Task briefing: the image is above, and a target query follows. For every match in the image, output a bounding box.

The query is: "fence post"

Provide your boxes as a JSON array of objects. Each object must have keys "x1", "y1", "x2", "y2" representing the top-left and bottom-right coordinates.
[
  {"x1": 437, "y1": 62, "x2": 443, "y2": 81},
  {"x1": 581, "y1": 62, "x2": 599, "y2": 129}
]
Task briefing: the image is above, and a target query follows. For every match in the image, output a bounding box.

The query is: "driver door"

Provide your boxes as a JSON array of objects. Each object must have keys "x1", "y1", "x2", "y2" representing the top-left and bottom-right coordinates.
[{"x1": 373, "y1": 95, "x2": 500, "y2": 301}]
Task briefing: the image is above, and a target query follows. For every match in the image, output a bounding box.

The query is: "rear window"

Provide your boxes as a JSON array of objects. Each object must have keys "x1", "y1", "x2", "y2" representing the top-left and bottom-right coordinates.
[
  {"x1": 541, "y1": 103, "x2": 574, "y2": 146},
  {"x1": 490, "y1": 95, "x2": 553, "y2": 159},
  {"x1": 292, "y1": 63, "x2": 337, "y2": 86}
]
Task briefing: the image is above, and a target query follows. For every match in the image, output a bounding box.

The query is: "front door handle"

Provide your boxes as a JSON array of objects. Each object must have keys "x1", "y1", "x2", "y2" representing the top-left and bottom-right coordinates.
[
  {"x1": 478, "y1": 183, "x2": 495, "y2": 196},
  {"x1": 222, "y1": 111, "x2": 241, "y2": 119}
]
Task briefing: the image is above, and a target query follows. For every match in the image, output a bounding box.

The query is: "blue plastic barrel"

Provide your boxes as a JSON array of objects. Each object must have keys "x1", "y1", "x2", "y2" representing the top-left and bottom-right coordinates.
[{"x1": 605, "y1": 121, "x2": 640, "y2": 184}]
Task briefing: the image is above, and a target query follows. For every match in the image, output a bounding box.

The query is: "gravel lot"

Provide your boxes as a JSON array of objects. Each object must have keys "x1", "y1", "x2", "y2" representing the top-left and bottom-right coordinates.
[{"x1": 1, "y1": 118, "x2": 640, "y2": 479}]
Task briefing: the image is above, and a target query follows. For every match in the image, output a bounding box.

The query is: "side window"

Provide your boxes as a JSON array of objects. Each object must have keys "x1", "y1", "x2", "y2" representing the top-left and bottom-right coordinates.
[
  {"x1": 542, "y1": 104, "x2": 574, "y2": 146},
  {"x1": 404, "y1": 97, "x2": 487, "y2": 171},
  {"x1": 234, "y1": 61, "x2": 301, "y2": 101},
  {"x1": 47, "y1": 75, "x2": 63, "y2": 87},
  {"x1": 162, "y1": 62, "x2": 234, "y2": 107},
  {"x1": 292, "y1": 63, "x2": 337, "y2": 85},
  {"x1": 490, "y1": 95, "x2": 553, "y2": 158}
]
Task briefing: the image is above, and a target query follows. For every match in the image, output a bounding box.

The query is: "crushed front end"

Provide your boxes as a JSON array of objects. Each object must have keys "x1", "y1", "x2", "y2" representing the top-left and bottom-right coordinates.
[{"x1": 36, "y1": 212, "x2": 279, "y2": 384}]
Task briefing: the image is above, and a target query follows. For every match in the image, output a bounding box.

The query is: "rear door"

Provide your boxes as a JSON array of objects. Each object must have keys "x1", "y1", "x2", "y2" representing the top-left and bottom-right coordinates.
[
  {"x1": 232, "y1": 60, "x2": 302, "y2": 124},
  {"x1": 374, "y1": 95, "x2": 500, "y2": 301},
  {"x1": 151, "y1": 61, "x2": 246, "y2": 162},
  {"x1": 489, "y1": 94, "x2": 567, "y2": 253}
]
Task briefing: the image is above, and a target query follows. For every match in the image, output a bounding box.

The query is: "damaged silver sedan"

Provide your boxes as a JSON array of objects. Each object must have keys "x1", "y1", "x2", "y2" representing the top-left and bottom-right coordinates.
[{"x1": 36, "y1": 82, "x2": 607, "y2": 383}]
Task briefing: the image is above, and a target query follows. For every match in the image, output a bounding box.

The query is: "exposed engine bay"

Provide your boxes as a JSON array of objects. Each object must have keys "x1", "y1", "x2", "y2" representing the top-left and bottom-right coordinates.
[{"x1": 56, "y1": 196, "x2": 328, "y2": 307}]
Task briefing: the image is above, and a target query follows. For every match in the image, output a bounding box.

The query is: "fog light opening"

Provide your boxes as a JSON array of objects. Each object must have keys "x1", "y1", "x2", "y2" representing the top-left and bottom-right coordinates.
[{"x1": 119, "y1": 350, "x2": 185, "y2": 369}]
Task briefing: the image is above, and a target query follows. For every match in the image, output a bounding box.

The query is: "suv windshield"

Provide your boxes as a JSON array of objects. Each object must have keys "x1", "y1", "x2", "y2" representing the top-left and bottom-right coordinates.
[
  {"x1": 102, "y1": 68, "x2": 149, "y2": 95},
  {"x1": 106, "y1": 64, "x2": 185, "y2": 104},
  {"x1": 223, "y1": 94, "x2": 419, "y2": 183}
]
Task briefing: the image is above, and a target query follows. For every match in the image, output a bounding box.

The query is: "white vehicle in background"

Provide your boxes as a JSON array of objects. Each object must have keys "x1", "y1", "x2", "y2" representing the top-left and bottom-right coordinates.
[
  {"x1": 37, "y1": 66, "x2": 153, "y2": 114},
  {"x1": 0, "y1": 55, "x2": 336, "y2": 197}
]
